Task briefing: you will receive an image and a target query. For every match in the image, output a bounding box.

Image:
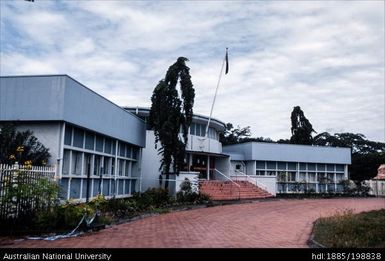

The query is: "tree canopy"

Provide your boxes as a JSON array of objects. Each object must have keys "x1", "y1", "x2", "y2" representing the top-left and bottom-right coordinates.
[
  {"x1": 0, "y1": 123, "x2": 50, "y2": 166},
  {"x1": 290, "y1": 106, "x2": 316, "y2": 145},
  {"x1": 149, "y1": 57, "x2": 195, "y2": 175}
]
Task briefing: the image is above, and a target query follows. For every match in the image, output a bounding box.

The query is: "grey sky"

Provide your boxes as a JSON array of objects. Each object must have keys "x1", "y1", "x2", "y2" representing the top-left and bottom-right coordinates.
[{"x1": 1, "y1": 0, "x2": 384, "y2": 142}]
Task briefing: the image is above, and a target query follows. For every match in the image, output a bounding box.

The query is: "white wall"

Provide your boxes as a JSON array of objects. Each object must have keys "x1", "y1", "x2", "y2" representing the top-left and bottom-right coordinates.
[
  {"x1": 187, "y1": 135, "x2": 222, "y2": 154},
  {"x1": 255, "y1": 176, "x2": 277, "y2": 195},
  {"x1": 140, "y1": 130, "x2": 163, "y2": 191}
]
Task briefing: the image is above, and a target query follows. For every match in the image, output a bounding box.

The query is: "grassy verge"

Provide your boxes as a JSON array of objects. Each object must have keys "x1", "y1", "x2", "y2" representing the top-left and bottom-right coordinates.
[{"x1": 313, "y1": 209, "x2": 385, "y2": 248}]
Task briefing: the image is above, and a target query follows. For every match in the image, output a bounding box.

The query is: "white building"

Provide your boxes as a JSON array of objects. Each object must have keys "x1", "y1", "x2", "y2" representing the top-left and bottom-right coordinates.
[{"x1": 1, "y1": 75, "x2": 353, "y2": 200}]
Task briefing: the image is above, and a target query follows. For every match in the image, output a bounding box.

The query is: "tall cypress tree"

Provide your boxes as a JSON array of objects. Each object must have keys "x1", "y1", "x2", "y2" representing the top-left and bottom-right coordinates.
[
  {"x1": 149, "y1": 57, "x2": 195, "y2": 184},
  {"x1": 290, "y1": 106, "x2": 316, "y2": 145}
]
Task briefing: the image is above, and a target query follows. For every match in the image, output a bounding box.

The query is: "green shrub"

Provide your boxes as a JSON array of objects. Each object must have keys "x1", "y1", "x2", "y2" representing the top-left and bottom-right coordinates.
[{"x1": 133, "y1": 188, "x2": 171, "y2": 210}]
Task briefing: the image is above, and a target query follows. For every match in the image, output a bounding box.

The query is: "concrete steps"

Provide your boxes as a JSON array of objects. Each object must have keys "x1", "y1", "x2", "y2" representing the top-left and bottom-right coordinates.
[{"x1": 199, "y1": 180, "x2": 273, "y2": 201}]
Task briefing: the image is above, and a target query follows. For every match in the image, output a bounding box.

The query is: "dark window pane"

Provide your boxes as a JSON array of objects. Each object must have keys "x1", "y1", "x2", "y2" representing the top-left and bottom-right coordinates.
[
  {"x1": 308, "y1": 163, "x2": 316, "y2": 171},
  {"x1": 288, "y1": 162, "x2": 296, "y2": 170},
  {"x1": 64, "y1": 125, "x2": 72, "y2": 145},
  {"x1": 336, "y1": 164, "x2": 344, "y2": 172},
  {"x1": 120, "y1": 143, "x2": 126, "y2": 157},
  {"x1": 118, "y1": 180, "x2": 124, "y2": 195},
  {"x1": 59, "y1": 178, "x2": 69, "y2": 199},
  {"x1": 111, "y1": 141, "x2": 116, "y2": 155},
  {"x1": 266, "y1": 161, "x2": 276, "y2": 170},
  {"x1": 327, "y1": 164, "x2": 335, "y2": 171},
  {"x1": 124, "y1": 180, "x2": 130, "y2": 194},
  {"x1": 85, "y1": 132, "x2": 94, "y2": 150},
  {"x1": 93, "y1": 179, "x2": 101, "y2": 196},
  {"x1": 278, "y1": 162, "x2": 286, "y2": 170},
  {"x1": 82, "y1": 178, "x2": 91, "y2": 199},
  {"x1": 132, "y1": 147, "x2": 138, "y2": 159},
  {"x1": 256, "y1": 161, "x2": 265, "y2": 169},
  {"x1": 62, "y1": 150, "x2": 70, "y2": 175},
  {"x1": 131, "y1": 179, "x2": 137, "y2": 193},
  {"x1": 126, "y1": 145, "x2": 132, "y2": 158},
  {"x1": 73, "y1": 128, "x2": 84, "y2": 148},
  {"x1": 103, "y1": 180, "x2": 110, "y2": 196},
  {"x1": 317, "y1": 164, "x2": 325, "y2": 171},
  {"x1": 96, "y1": 136, "x2": 104, "y2": 152},
  {"x1": 70, "y1": 179, "x2": 81, "y2": 199},
  {"x1": 299, "y1": 163, "x2": 307, "y2": 170},
  {"x1": 104, "y1": 139, "x2": 111, "y2": 154}
]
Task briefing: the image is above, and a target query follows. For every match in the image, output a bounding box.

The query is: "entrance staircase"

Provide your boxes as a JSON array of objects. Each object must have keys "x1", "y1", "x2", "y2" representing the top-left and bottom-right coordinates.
[{"x1": 199, "y1": 180, "x2": 273, "y2": 201}]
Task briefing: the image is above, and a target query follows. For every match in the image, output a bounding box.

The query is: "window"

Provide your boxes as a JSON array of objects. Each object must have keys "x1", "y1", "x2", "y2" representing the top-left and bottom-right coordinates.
[
  {"x1": 267, "y1": 171, "x2": 276, "y2": 176},
  {"x1": 131, "y1": 180, "x2": 137, "y2": 193},
  {"x1": 70, "y1": 179, "x2": 81, "y2": 199},
  {"x1": 299, "y1": 163, "x2": 307, "y2": 170},
  {"x1": 83, "y1": 153, "x2": 92, "y2": 176},
  {"x1": 327, "y1": 173, "x2": 334, "y2": 182},
  {"x1": 132, "y1": 148, "x2": 138, "y2": 159},
  {"x1": 118, "y1": 159, "x2": 124, "y2": 176},
  {"x1": 126, "y1": 145, "x2": 132, "y2": 158},
  {"x1": 111, "y1": 141, "x2": 116, "y2": 155},
  {"x1": 235, "y1": 164, "x2": 241, "y2": 170},
  {"x1": 277, "y1": 162, "x2": 286, "y2": 170},
  {"x1": 317, "y1": 164, "x2": 325, "y2": 171},
  {"x1": 336, "y1": 164, "x2": 344, "y2": 172},
  {"x1": 125, "y1": 161, "x2": 131, "y2": 176},
  {"x1": 256, "y1": 170, "x2": 265, "y2": 176},
  {"x1": 111, "y1": 159, "x2": 115, "y2": 175},
  {"x1": 327, "y1": 164, "x2": 335, "y2": 171},
  {"x1": 71, "y1": 151, "x2": 82, "y2": 175},
  {"x1": 266, "y1": 161, "x2": 276, "y2": 170},
  {"x1": 93, "y1": 179, "x2": 101, "y2": 196},
  {"x1": 73, "y1": 128, "x2": 84, "y2": 148},
  {"x1": 308, "y1": 173, "x2": 316, "y2": 182},
  {"x1": 190, "y1": 123, "x2": 196, "y2": 135},
  {"x1": 299, "y1": 172, "x2": 307, "y2": 182},
  {"x1": 288, "y1": 162, "x2": 296, "y2": 170},
  {"x1": 85, "y1": 132, "x2": 94, "y2": 150},
  {"x1": 93, "y1": 155, "x2": 101, "y2": 176},
  {"x1": 119, "y1": 142, "x2": 126, "y2": 157},
  {"x1": 102, "y1": 180, "x2": 110, "y2": 196},
  {"x1": 103, "y1": 157, "x2": 111, "y2": 175},
  {"x1": 288, "y1": 172, "x2": 296, "y2": 182},
  {"x1": 64, "y1": 125, "x2": 72, "y2": 146},
  {"x1": 308, "y1": 163, "x2": 316, "y2": 171},
  {"x1": 95, "y1": 136, "x2": 104, "y2": 152},
  {"x1": 256, "y1": 161, "x2": 265, "y2": 169},
  {"x1": 118, "y1": 180, "x2": 124, "y2": 194},
  {"x1": 62, "y1": 150, "x2": 70, "y2": 175},
  {"x1": 104, "y1": 139, "x2": 112, "y2": 154}
]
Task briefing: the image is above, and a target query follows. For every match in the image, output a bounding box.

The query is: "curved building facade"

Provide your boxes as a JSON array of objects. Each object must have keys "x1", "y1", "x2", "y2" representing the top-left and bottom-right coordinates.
[{"x1": 125, "y1": 107, "x2": 229, "y2": 192}]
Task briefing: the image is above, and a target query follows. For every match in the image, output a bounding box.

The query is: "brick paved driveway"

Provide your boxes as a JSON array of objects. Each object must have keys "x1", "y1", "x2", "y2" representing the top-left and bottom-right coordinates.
[{"x1": 2, "y1": 198, "x2": 384, "y2": 248}]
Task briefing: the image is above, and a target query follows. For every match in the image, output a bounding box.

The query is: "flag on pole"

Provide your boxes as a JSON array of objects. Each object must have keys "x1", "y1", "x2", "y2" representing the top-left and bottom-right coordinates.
[{"x1": 225, "y1": 48, "x2": 229, "y2": 74}]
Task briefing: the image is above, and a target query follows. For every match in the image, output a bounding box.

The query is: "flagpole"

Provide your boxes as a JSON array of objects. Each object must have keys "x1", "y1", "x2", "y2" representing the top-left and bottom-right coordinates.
[{"x1": 205, "y1": 48, "x2": 228, "y2": 139}]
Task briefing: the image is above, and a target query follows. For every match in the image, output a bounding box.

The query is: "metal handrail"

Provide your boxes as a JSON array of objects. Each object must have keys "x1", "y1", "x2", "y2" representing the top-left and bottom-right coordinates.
[
  {"x1": 214, "y1": 169, "x2": 240, "y2": 200},
  {"x1": 233, "y1": 170, "x2": 269, "y2": 191}
]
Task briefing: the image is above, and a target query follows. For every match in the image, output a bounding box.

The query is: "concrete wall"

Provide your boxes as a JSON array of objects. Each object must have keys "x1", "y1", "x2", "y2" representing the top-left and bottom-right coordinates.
[
  {"x1": 0, "y1": 75, "x2": 146, "y2": 147},
  {"x1": 187, "y1": 135, "x2": 222, "y2": 154},
  {"x1": 224, "y1": 142, "x2": 351, "y2": 164},
  {"x1": 140, "y1": 131, "x2": 162, "y2": 191},
  {"x1": 255, "y1": 176, "x2": 276, "y2": 196}
]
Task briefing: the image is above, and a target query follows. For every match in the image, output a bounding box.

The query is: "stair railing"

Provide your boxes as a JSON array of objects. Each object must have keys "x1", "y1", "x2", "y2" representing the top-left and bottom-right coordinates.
[
  {"x1": 233, "y1": 170, "x2": 269, "y2": 192},
  {"x1": 214, "y1": 169, "x2": 241, "y2": 200}
]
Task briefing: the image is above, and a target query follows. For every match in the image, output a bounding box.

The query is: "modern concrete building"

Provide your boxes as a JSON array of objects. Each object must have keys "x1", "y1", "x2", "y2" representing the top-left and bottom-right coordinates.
[
  {"x1": 1, "y1": 74, "x2": 352, "y2": 200},
  {"x1": 0, "y1": 75, "x2": 146, "y2": 201},
  {"x1": 223, "y1": 142, "x2": 351, "y2": 195},
  {"x1": 125, "y1": 107, "x2": 229, "y2": 194}
]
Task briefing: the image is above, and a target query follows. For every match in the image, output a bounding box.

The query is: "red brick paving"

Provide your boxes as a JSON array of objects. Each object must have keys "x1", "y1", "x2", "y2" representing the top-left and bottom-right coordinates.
[{"x1": 2, "y1": 198, "x2": 384, "y2": 248}]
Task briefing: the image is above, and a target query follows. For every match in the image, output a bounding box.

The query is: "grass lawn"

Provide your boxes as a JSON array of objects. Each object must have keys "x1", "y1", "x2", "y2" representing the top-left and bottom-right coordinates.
[{"x1": 313, "y1": 209, "x2": 385, "y2": 248}]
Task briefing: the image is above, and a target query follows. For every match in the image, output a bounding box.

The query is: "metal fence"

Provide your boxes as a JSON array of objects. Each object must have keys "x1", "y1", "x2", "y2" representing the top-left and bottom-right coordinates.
[{"x1": 0, "y1": 164, "x2": 56, "y2": 224}]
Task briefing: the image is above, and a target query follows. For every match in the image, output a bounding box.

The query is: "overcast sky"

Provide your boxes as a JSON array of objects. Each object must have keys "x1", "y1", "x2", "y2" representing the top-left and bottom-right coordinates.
[{"x1": 1, "y1": 0, "x2": 384, "y2": 142}]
